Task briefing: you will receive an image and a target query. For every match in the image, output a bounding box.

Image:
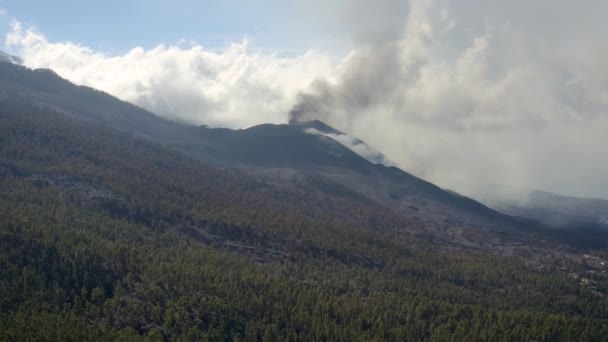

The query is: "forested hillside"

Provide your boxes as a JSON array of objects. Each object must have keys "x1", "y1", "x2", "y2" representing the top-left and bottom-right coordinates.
[
  {"x1": 1, "y1": 92, "x2": 608, "y2": 340},
  {"x1": 4, "y1": 62, "x2": 606, "y2": 253}
]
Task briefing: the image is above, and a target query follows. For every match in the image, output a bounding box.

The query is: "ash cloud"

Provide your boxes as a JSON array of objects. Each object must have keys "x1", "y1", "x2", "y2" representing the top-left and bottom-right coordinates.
[{"x1": 290, "y1": 0, "x2": 608, "y2": 200}]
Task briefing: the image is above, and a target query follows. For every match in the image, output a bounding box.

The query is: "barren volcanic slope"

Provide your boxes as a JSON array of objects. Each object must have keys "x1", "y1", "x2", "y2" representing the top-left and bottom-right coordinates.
[{"x1": 1, "y1": 62, "x2": 608, "y2": 340}]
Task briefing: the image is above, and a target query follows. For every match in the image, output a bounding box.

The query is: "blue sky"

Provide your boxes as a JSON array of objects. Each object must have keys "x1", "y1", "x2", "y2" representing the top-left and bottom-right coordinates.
[{"x1": 0, "y1": 0, "x2": 339, "y2": 55}]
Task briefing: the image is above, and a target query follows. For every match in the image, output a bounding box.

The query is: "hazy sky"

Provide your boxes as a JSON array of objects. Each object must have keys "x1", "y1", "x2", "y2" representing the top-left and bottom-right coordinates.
[{"x1": 2, "y1": 0, "x2": 607, "y2": 200}]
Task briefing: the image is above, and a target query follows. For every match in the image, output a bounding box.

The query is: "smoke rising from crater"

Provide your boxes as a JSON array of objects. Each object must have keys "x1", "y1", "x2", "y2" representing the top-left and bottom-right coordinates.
[{"x1": 290, "y1": 0, "x2": 608, "y2": 200}]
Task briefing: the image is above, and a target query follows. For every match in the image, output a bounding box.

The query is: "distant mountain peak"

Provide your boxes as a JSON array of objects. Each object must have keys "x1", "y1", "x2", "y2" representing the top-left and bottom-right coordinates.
[{"x1": 0, "y1": 51, "x2": 23, "y2": 65}]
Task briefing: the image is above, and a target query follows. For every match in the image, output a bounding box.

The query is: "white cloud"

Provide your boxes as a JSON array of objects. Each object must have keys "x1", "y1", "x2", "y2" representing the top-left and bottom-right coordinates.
[{"x1": 6, "y1": 20, "x2": 335, "y2": 128}]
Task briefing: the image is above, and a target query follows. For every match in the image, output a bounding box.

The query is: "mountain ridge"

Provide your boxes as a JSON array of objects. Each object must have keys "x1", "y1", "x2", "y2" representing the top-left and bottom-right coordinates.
[
  {"x1": 0, "y1": 51, "x2": 22, "y2": 65},
  {"x1": 490, "y1": 189, "x2": 608, "y2": 228},
  {"x1": 0, "y1": 62, "x2": 606, "y2": 248}
]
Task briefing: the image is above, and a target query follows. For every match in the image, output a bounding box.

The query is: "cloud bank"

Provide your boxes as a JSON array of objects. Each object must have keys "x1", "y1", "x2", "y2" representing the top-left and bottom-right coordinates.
[
  {"x1": 5, "y1": 0, "x2": 608, "y2": 200},
  {"x1": 6, "y1": 20, "x2": 334, "y2": 128}
]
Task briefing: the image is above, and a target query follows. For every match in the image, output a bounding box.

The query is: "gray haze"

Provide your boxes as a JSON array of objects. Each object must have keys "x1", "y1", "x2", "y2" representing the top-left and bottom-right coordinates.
[{"x1": 290, "y1": 0, "x2": 608, "y2": 200}]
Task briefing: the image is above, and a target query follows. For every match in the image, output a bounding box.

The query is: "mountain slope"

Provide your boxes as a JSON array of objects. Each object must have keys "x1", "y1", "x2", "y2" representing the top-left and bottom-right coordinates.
[
  {"x1": 2, "y1": 87, "x2": 608, "y2": 340},
  {"x1": 0, "y1": 51, "x2": 22, "y2": 65},
  {"x1": 491, "y1": 190, "x2": 608, "y2": 228},
  {"x1": 1, "y1": 61, "x2": 606, "y2": 249},
  {"x1": 2, "y1": 62, "x2": 608, "y2": 339}
]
